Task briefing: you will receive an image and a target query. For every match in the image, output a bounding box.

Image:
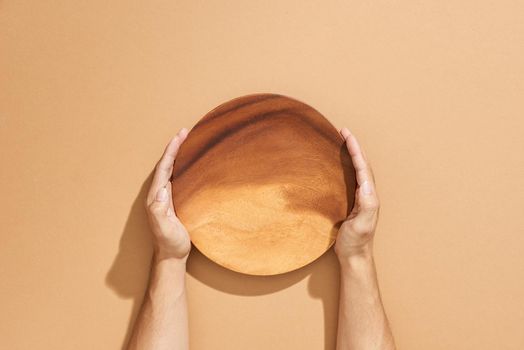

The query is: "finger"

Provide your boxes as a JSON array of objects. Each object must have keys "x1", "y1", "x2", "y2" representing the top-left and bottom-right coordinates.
[
  {"x1": 147, "y1": 128, "x2": 188, "y2": 206},
  {"x1": 157, "y1": 128, "x2": 189, "y2": 174},
  {"x1": 149, "y1": 186, "x2": 187, "y2": 245},
  {"x1": 340, "y1": 128, "x2": 379, "y2": 218},
  {"x1": 340, "y1": 128, "x2": 372, "y2": 187},
  {"x1": 348, "y1": 184, "x2": 360, "y2": 216},
  {"x1": 164, "y1": 181, "x2": 177, "y2": 218},
  {"x1": 148, "y1": 186, "x2": 171, "y2": 229}
]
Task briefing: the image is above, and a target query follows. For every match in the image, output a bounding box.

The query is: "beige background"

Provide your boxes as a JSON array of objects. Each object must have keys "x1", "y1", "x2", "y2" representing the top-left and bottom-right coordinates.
[{"x1": 1, "y1": 1, "x2": 523, "y2": 349}]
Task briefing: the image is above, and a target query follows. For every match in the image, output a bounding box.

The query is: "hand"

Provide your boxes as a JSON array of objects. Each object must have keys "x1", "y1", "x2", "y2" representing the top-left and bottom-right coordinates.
[
  {"x1": 334, "y1": 128, "x2": 380, "y2": 261},
  {"x1": 146, "y1": 128, "x2": 191, "y2": 262}
]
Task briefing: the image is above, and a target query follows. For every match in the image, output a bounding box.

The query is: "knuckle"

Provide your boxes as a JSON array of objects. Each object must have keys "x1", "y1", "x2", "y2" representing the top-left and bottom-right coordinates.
[
  {"x1": 343, "y1": 216, "x2": 377, "y2": 236},
  {"x1": 362, "y1": 198, "x2": 379, "y2": 211},
  {"x1": 351, "y1": 221, "x2": 368, "y2": 233},
  {"x1": 148, "y1": 201, "x2": 164, "y2": 215},
  {"x1": 353, "y1": 221, "x2": 375, "y2": 236}
]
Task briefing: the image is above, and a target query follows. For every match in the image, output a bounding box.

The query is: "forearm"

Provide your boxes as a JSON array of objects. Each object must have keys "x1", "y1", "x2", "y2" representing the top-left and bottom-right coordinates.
[
  {"x1": 336, "y1": 253, "x2": 395, "y2": 350},
  {"x1": 127, "y1": 256, "x2": 189, "y2": 350}
]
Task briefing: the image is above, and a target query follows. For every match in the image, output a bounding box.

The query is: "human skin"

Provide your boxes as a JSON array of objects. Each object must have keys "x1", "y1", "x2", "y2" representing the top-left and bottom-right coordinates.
[
  {"x1": 126, "y1": 128, "x2": 191, "y2": 350},
  {"x1": 334, "y1": 128, "x2": 396, "y2": 350},
  {"x1": 126, "y1": 127, "x2": 395, "y2": 350}
]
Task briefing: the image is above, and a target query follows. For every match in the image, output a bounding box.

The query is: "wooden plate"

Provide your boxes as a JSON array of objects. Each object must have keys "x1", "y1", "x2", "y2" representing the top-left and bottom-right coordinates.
[{"x1": 172, "y1": 94, "x2": 356, "y2": 275}]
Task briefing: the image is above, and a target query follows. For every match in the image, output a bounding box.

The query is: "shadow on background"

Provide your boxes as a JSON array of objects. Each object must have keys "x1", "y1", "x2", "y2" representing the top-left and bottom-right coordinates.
[
  {"x1": 105, "y1": 174, "x2": 154, "y2": 350},
  {"x1": 106, "y1": 174, "x2": 342, "y2": 350}
]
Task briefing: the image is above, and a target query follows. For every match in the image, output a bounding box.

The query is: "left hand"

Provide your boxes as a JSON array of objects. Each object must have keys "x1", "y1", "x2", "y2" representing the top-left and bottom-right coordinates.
[{"x1": 145, "y1": 128, "x2": 191, "y2": 262}]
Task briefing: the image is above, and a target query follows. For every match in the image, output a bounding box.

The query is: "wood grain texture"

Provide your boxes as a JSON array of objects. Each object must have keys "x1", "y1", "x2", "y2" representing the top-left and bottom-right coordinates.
[{"x1": 172, "y1": 94, "x2": 356, "y2": 275}]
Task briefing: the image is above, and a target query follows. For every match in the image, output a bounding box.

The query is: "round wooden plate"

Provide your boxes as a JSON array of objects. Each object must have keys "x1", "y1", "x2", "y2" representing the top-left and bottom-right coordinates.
[{"x1": 172, "y1": 94, "x2": 356, "y2": 275}]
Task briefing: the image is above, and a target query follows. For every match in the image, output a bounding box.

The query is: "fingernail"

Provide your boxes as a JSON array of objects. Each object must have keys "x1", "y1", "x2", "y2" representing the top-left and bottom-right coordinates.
[
  {"x1": 179, "y1": 128, "x2": 188, "y2": 137},
  {"x1": 167, "y1": 207, "x2": 174, "y2": 216},
  {"x1": 156, "y1": 187, "x2": 168, "y2": 202},
  {"x1": 361, "y1": 181, "x2": 373, "y2": 195}
]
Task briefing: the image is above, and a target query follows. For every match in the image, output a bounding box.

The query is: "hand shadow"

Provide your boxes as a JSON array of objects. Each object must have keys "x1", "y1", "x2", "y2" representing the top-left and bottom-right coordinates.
[
  {"x1": 105, "y1": 173, "x2": 155, "y2": 349},
  {"x1": 105, "y1": 147, "x2": 350, "y2": 350}
]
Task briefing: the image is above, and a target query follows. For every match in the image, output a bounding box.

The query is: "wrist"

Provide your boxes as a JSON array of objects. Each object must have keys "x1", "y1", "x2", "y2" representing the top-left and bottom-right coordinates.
[
  {"x1": 152, "y1": 243, "x2": 190, "y2": 264},
  {"x1": 336, "y1": 244, "x2": 374, "y2": 271},
  {"x1": 152, "y1": 253, "x2": 188, "y2": 272},
  {"x1": 336, "y1": 238, "x2": 373, "y2": 259},
  {"x1": 148, "y1": 254, "x2": 187, "y2": 300}
]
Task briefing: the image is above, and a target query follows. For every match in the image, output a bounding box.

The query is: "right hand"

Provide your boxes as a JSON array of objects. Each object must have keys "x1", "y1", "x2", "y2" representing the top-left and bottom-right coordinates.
[
  {"x1": 334, "y1": 128, "x2": 380, "y2": 261},
  {"x1": 145, "y1": 128, "x2": 191, "y2": 262}
]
